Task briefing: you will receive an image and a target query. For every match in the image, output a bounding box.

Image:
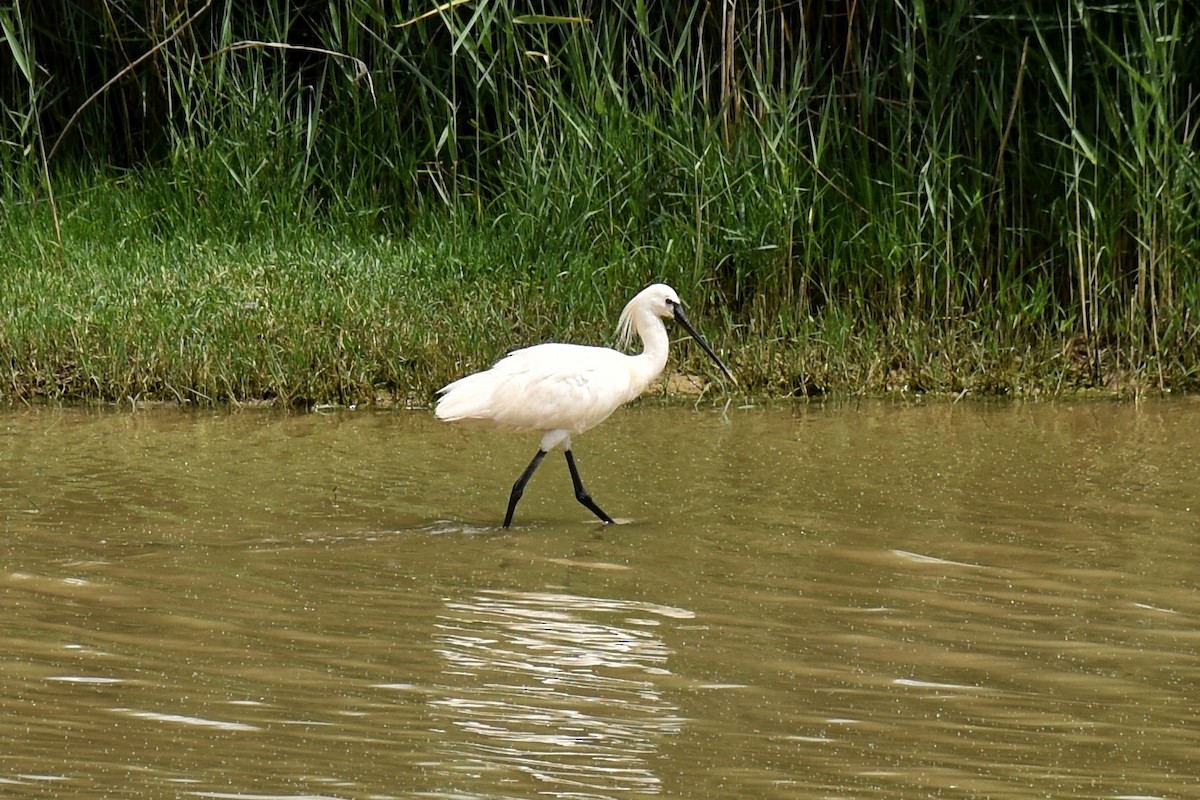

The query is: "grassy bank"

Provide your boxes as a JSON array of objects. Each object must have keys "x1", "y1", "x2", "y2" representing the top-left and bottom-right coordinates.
[
  {"x1": 3, "y1": 1, "x2": 1199, "y2": 403},
  {"x1": 1, "y1": 172, "x2": 1169, "y2": 405}
]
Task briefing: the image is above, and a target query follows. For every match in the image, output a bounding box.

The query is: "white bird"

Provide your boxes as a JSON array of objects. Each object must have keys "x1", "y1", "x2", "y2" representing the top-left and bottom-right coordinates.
[{"x1": 435, "y1": 283, "x2": 733, "y2": 528}]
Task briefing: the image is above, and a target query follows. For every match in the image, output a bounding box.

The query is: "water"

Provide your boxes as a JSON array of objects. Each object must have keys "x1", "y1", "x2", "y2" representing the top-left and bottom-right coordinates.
[{"x1": 2, "y1": 399, "x2": 1198, "y2": 799}]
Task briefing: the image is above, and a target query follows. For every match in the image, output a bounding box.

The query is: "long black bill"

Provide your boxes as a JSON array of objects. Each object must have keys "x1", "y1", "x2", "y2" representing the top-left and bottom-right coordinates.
[{"x1": 672, "y1": 304, "x2": 735, "y2": 384}]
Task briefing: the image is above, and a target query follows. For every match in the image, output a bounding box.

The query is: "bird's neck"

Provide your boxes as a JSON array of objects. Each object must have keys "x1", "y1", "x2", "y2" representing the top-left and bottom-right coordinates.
[{"x1": 630, "y1": 314, "x2": 670, "y2": 390}]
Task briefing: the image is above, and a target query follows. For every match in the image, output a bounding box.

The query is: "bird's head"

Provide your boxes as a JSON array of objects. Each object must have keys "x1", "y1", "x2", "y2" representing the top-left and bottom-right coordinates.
[
  {"x1": 621, "y1": 283, "x2": 734, "y2": 384},
  {"x1": 640, "y1": 283, "x2": 683, "y2": 319}
]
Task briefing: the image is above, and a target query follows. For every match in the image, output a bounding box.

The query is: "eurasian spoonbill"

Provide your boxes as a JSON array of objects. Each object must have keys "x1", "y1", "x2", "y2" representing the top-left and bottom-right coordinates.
[{"x1": 435, "y1": 283, "x2": 733, "y2": 528}]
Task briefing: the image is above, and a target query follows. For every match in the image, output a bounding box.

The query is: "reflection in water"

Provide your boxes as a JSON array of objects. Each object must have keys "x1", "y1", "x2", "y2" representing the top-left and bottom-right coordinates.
[{"x1": 430, "y1": 591, "x2": 690, "y2": 798}]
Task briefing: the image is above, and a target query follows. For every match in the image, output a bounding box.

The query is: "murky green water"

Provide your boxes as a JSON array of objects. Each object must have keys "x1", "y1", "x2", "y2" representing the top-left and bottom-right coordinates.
[{"x1": 2, "y1": 399, "x2": 1198, "y2": 799}]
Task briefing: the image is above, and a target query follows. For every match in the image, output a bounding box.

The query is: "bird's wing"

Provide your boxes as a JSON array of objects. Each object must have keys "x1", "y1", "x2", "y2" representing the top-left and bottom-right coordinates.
[{"x1": 438, "y1": 344, "x2": 638, "y2": 435}]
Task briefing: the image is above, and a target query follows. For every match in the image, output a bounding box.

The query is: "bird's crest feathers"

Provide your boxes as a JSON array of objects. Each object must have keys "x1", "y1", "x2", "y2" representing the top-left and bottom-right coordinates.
[{"x1": 615, "y1": 297, "x2": 638, "y2": 351}]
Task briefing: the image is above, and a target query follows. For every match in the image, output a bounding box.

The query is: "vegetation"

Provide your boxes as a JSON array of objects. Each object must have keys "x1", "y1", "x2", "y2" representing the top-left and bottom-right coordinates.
[{"x1": 2, "y1": 0, "x2": 1199, "y2": 404}]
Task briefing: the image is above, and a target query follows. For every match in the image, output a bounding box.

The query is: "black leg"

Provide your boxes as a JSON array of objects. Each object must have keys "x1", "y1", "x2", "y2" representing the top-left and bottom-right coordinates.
[
  {"x1": 564, "y1": 449, "x2": 615, "y2": 524},
  {"x1": 504, "y1": 449, "x2": 546, "y2": 528}
]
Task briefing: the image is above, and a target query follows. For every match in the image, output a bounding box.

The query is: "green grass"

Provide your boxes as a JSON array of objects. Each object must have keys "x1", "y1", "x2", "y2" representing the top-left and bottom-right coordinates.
[
  {"x1": 2, "y1": 167, "x2": 1169, "y2": 406},
  {"x1": 1, "y1": 180, "x2": 568, "y2": 405}
]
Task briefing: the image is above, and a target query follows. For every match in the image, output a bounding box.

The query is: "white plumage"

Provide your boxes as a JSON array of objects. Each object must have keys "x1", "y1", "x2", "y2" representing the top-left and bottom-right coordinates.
[{"x1": 435, "y1": 283, "x2": 732, "y2": 527}]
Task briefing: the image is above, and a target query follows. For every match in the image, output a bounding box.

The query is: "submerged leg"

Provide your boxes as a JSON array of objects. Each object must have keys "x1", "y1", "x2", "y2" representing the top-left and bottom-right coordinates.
[
  {"x1": 564, "y1": 449, "x2": 615, "y2": 524},
  {"x1": 504, "y1": 449, "x2": 547, "y2": 528}
]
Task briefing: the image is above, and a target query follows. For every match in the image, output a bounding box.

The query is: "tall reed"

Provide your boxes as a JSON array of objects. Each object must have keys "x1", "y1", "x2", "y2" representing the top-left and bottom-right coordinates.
[{"x1": 2, "y1": 0, "x2": 1198, "y2": 400}]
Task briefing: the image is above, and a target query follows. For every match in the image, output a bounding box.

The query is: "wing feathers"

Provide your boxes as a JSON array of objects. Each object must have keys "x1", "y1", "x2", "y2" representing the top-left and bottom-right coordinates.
[{"x1": 435, "y1": 344, "x2": 638, "y2": 435}]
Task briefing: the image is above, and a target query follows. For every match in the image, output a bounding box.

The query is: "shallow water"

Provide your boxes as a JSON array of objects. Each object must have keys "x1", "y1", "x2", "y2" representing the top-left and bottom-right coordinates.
[{"x1": 2, "y1": 398, "x2": 1198, "y2": 799}]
